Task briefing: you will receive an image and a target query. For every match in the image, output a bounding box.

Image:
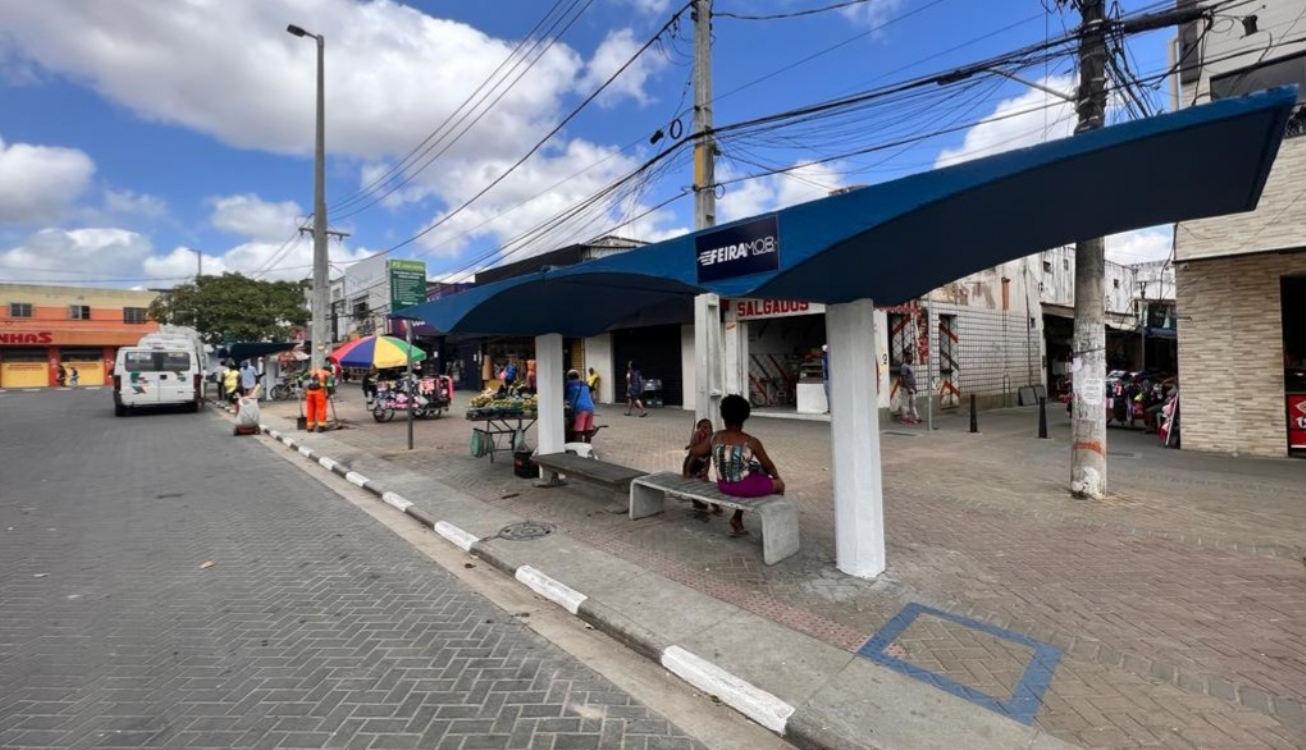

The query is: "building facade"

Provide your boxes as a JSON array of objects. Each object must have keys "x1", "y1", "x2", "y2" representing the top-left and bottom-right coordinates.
[
  {"x1": 0, "y1": 283, "x2": 159, "y2": 388},
  {"x1": 1174, "y1": 0, "x2": 1306, "y2": 457}
]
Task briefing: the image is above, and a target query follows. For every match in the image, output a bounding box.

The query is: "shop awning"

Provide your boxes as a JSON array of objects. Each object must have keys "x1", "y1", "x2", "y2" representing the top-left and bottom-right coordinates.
[
  {"x1": 217, "y1": 342, "x2": 302, "y2": 361},
  {"x1": 398, "y1": 88, "x2": 1296, "y2": 336}
]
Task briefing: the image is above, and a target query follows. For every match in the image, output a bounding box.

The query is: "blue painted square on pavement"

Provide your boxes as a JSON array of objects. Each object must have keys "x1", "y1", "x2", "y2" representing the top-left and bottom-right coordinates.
[{"x1": 857, "y1": 603, "x2": 1061, "y2": 725}]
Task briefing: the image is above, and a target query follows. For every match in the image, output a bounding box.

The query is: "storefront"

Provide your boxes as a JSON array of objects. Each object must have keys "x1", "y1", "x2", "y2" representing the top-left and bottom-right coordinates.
[
  {"x1": 1175, "y1": 251, "x2": 1306, "y2": 458},
  {"x1": 1283, "y1": 274, "x2": 1306, "y2": 456},
  {"x1": 730, "y1": 299, "x2": 827, "y2": 412},
  {"x1": 1, "y1": 283, "x2": 159, "y2": 389},
  {"x1": 0, "y1": 334, "x2": 127, "y2": 389},
  {"x1": 613, "y1": 324, "x2": 683, "y2": 407}
]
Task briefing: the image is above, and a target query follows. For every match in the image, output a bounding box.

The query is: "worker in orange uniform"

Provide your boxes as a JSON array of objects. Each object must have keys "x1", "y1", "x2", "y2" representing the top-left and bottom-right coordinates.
[{"x1": 304, "y1": 364, "x2": 333, "y2": 432}]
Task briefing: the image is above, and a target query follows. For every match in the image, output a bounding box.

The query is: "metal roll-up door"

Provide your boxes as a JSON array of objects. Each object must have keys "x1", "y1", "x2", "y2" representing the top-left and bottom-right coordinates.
[{"x1": 612, "y1": 324, "x2": 683, "y2": 407}]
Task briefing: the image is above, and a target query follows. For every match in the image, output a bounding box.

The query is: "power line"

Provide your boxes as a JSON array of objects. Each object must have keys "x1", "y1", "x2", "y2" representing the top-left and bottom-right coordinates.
[
  {"x1": 328, "y1": 0, "x2": 591, "y2": 214},
  {"x1": 714, "y1": 0, "x2": 898, "y2": 22}
]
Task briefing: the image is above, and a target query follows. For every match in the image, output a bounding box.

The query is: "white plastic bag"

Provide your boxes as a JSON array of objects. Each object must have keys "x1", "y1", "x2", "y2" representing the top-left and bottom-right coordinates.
[{"x1": 236, "y1": 396, "x2": 261, "y2": 428}]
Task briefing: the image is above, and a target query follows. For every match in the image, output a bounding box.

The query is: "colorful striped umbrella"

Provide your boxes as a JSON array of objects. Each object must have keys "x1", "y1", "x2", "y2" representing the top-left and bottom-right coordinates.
[{"x1": 328, "y1": 335, "x2": 427, "y2": 369}]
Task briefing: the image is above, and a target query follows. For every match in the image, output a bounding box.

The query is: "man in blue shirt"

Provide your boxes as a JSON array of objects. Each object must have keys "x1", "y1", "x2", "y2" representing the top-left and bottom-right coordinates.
[{"x1": 239, "y1": 360, "x2": 258, "y2": 397}]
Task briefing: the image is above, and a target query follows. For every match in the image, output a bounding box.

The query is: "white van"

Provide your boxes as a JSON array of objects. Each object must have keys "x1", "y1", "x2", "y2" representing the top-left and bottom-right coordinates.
[{"x1": 113, "y1": 343, "x2": 203, "y2": 416}]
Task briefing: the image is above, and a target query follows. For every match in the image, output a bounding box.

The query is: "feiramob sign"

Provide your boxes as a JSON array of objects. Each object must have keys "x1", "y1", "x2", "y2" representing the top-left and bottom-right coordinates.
[{"x1": 696, "y1": 215, "x2": 780, "y2": 283}]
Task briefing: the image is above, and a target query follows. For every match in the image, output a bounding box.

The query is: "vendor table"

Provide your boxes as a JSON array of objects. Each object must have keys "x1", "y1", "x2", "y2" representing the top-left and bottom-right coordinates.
[{"x1": 467, "y1": 413, "x2": 537, "y2": 463}]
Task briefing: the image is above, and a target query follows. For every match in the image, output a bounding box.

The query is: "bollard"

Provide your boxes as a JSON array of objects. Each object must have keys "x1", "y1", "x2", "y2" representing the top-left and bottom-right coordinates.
[
  {"x1": 1038, "y1": 396, "x2": 1048, "y2": 439},
  {"x1": 969, "y1": 393, "x2": 978, "y2": 433}
]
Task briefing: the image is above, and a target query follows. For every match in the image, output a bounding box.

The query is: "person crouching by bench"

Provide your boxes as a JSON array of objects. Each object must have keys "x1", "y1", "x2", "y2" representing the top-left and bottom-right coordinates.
[
  {"x1": 683, "y1": 418, "x2": 720, "y2": 518},
  {"x1": 688, "y1": 394, "x2": 786, "y2": 537},
  {"x1": 565, "y1": 369, "x2": 596, "y2": 442}
]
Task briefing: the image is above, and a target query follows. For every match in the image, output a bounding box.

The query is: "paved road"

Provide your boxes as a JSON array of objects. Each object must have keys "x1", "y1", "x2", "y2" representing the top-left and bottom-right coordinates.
[{"x1": 0, "y1": 392, "x2": 706, "y2": 750}]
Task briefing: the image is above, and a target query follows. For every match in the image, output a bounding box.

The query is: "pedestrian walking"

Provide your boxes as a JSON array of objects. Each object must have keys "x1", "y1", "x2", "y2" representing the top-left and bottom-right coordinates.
[
  {"x1": 239, "y1": 360, "x2": 258, "y2": 398},
  {"x1": 624, "y1": 361, "x2": 647, "y2": 417},
  {"x1": 56, "y1": 364, "x2": 67, "y2": 387},
  {"x1": 586, "y1": 367, "x2": 601, "y2": 400},
  {"x1": 69, "y1": 366, "x2": 79, "y2": 387},
  {"x1": 223, "y1": 362, "x2": 240, "y2": 405},
  {"x1": 303, "y1": 364, "x2": 332, "y2": 432},
  {"x1": 898, "y1": 352, "x2": 919, "y2": 424}
]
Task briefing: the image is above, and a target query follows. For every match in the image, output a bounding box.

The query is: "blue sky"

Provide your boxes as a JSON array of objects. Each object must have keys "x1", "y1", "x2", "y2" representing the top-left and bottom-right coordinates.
[{"x1": 0, "y1": 0, "x2": 1180, "y2": 289}]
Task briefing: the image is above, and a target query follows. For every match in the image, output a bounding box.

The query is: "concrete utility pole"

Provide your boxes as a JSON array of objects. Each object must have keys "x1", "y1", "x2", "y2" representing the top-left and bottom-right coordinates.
[
  {"x1": 692, "y1": 0, "x2": 723, "y2": 426},
  {"x1": 288, "y1": 24, "x2": 329, "y2": 371},
  {"x1": 1069, "y1": 0, "x2": 1109, "y2": 499}
]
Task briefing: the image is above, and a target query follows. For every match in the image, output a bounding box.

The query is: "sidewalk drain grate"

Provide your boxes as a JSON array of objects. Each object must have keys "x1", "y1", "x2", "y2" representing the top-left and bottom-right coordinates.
[
  {"x1": 497, "y1": 521, "x2": 556, "y2": 541},
  {"x1": 882, "y1": 430, "x2": 922, "y2": 438},
  {"x1": 1106, "y1": 451, "x2": 1140, "y2": 458}
]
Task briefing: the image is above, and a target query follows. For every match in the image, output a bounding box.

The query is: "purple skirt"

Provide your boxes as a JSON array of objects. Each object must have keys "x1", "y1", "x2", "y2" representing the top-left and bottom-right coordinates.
[{"x1": 717, "y1": 473, "x2": 774, "y2": 498}]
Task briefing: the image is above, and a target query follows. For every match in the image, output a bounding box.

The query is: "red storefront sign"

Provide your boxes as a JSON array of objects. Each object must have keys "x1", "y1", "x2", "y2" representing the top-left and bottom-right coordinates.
[
  {"x1": 1288, "y1": 395, "x2": 1306, "y2": 450},
  {"x1": 0, "y1": 332, "x2": 54, "y2": 344},
  {"x1": 734, "y1": 299, "x2": 823, "y2": 320}
]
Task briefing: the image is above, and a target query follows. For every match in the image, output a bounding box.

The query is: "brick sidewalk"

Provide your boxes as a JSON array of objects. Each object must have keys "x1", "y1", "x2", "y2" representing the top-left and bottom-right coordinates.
[{"x1": 266, "y1": 389, "x2": 1306, "y2": 749}]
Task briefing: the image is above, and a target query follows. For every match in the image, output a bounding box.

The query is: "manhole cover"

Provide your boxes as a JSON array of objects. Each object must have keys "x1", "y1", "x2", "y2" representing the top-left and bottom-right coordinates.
[{"x1": 497, "y1": 521, "x2": 555, "y2": 541}]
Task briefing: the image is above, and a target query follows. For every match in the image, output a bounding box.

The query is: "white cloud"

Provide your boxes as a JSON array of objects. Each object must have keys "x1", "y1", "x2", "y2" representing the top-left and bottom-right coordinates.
[
  {"x1": 210, "y1": 194, "x2": 303, "y2": 241},
  {"x1": 0, "y1": 220, "x2": 372, "y2": 287},
  {"x1": 0, "y1": 0, "x2": 587, "y2": 162},
  {"x1": 934, "y1": 76, "x2": 1077, "y2": 168},
  {"x1": 580, "y1": 28, "x2": 668, "y2": 107},
  {"x1": 717, "y1": 161, "x2": 848, "y2": 224},
  {"x1": 0, "y1": 136, "x2": 95, "y2": 224},
  {"x1": 411, "y1": 138, "x2": 670, "y2": 260},
  {"x1": 621, "y1": 0, "x2": 673, "y2": 14},
  {"x1": 104, "y1": 188, "x2": 167, "y2": 218},
  {"x1": 0, "y1": 227, "x2": 152, "y2": 283},
  {"x1": 839, "y1": 0, "x2": 904, "y2": 29},
  {"x1": 1107, "y1": 227, "x2": 1173, "y2": 264}
]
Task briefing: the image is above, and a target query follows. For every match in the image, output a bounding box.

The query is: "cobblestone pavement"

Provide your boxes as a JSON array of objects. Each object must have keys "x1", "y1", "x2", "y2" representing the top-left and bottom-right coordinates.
[
  {"x1": 0, "y1": 392, "x2": 707, "y2": 750},
  {"x1": 269, "y1": 389, "x2": 1306, "y2": 750}
]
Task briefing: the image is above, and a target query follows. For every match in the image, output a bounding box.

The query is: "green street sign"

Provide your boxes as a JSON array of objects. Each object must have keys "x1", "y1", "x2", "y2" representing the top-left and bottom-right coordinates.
[{"x1": 388, "y1": 259, "x2": 427, "y2": 312}]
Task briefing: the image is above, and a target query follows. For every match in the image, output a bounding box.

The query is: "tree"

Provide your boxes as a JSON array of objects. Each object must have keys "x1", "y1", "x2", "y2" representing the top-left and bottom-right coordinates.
[{"x1": 148, "y1": 273, "x2": 310, "y2": 346}]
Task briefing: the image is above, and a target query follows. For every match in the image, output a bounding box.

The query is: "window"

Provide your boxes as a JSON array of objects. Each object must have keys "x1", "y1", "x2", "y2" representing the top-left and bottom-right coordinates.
[
  {"x1": 1113, "y1": 278, "x2": 1121, "y2": 289},
  {"x1": 123, "y1": 307, "x2": 148, "y2": 324},
  {"x1": 352, "y1": 299, "x2": 369, "y2": 320},
  {"x1": 123, "y1": 351, "x2": 191, "y2": 372},
  {"x1": 8, "y1": 303, "x2": 32, "y2": 318},
  {"x1": 1042, "y1": 260, "x2": 1053, "y2": 274},
  {"x1": 69, "y1": 305, "x2": 91, "y2": 320}
]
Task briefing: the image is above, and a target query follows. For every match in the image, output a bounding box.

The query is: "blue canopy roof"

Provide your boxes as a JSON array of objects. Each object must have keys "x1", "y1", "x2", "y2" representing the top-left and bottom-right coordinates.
[{"x1": 399, "y1": 87, "x2": 1296, "y2": 337}]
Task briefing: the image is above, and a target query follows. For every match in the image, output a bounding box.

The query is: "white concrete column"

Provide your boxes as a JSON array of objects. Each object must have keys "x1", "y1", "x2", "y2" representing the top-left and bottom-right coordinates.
[
  {"x1": 694, "y1": 293, "x2": 723, "y2": 425},
  {"x1": 826, "y1": 299, "x2": 886, "y2": 579},
  {"x1": 535, "y1": 333, "x2": 566, "y2": 456},
  {"x1": 723, "y1": 304, "x2": 744, "y2": 397},
  {"x1": 583, "y1": 333, "x2": 613, "y2": 404}
]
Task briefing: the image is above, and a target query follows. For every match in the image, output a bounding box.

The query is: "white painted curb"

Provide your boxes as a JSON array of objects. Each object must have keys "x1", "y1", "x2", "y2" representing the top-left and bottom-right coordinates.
[
  {"x1": 298, "y1": 446, "x2": 314, "y2": 458},
  {"x1": 345, "y1": 471, "x2": 368, "y2": 487},
  {"x1": 381, "y1": 491, "x2": 413, "y2": 513},
  {"x1": 319, "y1": 457, "x2": 338, "y2": 472},
  {"x1": 515, "y1": 565, "x2": 587, "y2": 615},
  {"x1": 433, "y1": 521, "x2": 478, "y2": 551},
  {"x1": 661, "y1": 646, "x2": 795, "y2": 734}
]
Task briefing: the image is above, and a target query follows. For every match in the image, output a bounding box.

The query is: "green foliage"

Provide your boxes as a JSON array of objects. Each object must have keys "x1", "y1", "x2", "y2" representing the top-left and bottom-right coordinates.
[{"x1": 147, "y1": 273, "x2": 310, "y2": 346}]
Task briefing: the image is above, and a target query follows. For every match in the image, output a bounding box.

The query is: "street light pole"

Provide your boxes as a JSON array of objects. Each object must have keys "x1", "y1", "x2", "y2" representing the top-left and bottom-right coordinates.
[{"x1": 288, "y1": 23, "x2": 329, "y2": 372}]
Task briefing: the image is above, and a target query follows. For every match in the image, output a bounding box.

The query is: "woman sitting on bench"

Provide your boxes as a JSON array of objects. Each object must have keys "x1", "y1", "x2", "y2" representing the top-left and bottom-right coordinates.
[{"x1": 689, "y1": 394, "x2": 786, "y2": 537}]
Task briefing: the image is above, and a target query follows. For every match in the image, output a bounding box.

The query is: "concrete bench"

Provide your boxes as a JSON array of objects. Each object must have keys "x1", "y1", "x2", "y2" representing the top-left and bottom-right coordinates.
[
  {"x1": 628, "y1": 472, "x2": 800, "y2": 565},
  {"x1": 532, "y1": 452, "x2": 648, "y2": 513}
]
